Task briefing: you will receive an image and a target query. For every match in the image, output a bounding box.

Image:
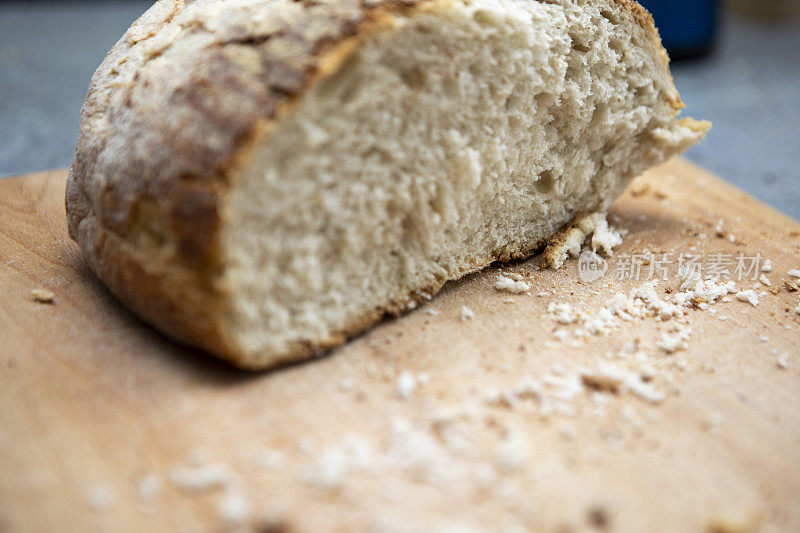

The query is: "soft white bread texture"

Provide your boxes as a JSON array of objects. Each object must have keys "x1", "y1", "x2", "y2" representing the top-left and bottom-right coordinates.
[{"x1": 66, "y1": 0, "x2": 708, "y2": 369}]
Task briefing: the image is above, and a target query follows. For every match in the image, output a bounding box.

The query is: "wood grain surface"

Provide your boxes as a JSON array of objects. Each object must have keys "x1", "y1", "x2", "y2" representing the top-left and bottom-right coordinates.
[{"x1": 1, "y1": 159, "x2": 799, "y2": 533}]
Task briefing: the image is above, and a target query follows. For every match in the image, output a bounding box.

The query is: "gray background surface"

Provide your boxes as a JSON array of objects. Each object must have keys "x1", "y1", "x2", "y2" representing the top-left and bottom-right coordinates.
[{"x1": 1, "y1": 1, "x2": 799, "y2": 218}]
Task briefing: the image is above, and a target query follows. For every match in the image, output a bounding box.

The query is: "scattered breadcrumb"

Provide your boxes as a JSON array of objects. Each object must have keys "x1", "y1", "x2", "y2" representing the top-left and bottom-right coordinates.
[
  {"x1": 169, "y1": 463, "x2": 230, "y2": 492},
  {"x1": 483, "y1": 387, "x2": 517, "y2": 409},
  {"x1": 547, "y1": 302, "x2": 578, "y2": 324},
  {"x1": 217, "y1": 491, "x2": 250, "y2": 526},
  {"x1": 460, "y1": 305, "x2": 474, "y2": 321},
  {"x1": 656, "y1": 324, "x2": 692, "y2": 354},
  {"x1": 553, "y1": 329, "x2": 570, "y2": 342},
  {"x1": 253, "y1": 448, "x2": 285, "y2": 470},
  {"x1": 136, "y1": 473, "x2": 160, "y2": 503},
  {"x1": 495, "y1": 274, "x2": 531, "y2": 294},
  {"x1": 305, "y1": 435, "x2": 374, "y2": 490},
  {"x1": 761, "y1": 259, "x2": 772, "y2": 272},
  {"x1": 633, "y1": 282, "x2": 684, "y2": 319},
  {"x1": 674, "y1": 269, "x2": 736, "y2": 306},
  {"x1": 788, "y1": 270, "x2": 800, "y2": 278},
  {"x1": 777, "y1": 355, "x2": 789, "y2": 370},
  {"x1": 580, "y1": 363, "x2": 664, "y2": 403},
  {"x1": 581, "y1": 365, "x2": 624, "y2": 394},
  {"x1": 579, "y1": 212, "x2": 623, "y2": 256},
  {"x1": 31, "y1": 289, "x2": 55, "y2": 303},
  {"x1": 544, "y1": 212, "x2": 623, "y2": 269},
  {"x1": 308, "y1": 449, "x2": 349, "y2": 490},
  {"x1": 735, "y1": 290, "x2": 759, "y2": 307},
  {"x1": 86, "y1": 485, "x2": 113, "y2": 511},
  {"x1": 759, "y1": 274, "x2": 771, "y2": 287},
  {"x1": 339, "y1": 378, "x2": 354, "y2": 392},
  {"x1": 544, "y1": 226, "x2": 586, "y2": 269},
  {"x1": 494, "y1": 430, "x2": 528, "y2": 472},
  {"x1": 396, "y1": 372, "x2": 417, "y2": 399}
]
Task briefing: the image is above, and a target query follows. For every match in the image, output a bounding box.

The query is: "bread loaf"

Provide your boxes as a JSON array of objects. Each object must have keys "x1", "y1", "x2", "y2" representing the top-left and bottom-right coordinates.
[{"x1": 66, "y1": 0, "x2": 708, "y2": 369}]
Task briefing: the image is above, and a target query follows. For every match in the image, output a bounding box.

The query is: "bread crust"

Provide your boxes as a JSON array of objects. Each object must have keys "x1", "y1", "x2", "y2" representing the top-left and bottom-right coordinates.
[{"x1": 66, "y1": 0, "x2": 671, "y2": 368}]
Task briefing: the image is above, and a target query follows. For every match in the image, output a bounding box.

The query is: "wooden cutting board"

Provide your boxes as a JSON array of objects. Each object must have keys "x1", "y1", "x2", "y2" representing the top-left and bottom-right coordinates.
[{"x1": 1, "y1": 158, "x2": 799, "y2": 533}]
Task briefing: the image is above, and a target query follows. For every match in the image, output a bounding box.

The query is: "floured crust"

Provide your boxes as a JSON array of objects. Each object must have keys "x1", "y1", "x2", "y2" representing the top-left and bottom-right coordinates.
[{"x1": 66, "y1": 0, "x2": 672, "y2": 369}]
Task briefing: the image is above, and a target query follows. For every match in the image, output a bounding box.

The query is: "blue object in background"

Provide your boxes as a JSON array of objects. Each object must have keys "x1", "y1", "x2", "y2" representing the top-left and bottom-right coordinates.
[{"x1": 639, "y1": 0, "x2": 718, "y2": 60}]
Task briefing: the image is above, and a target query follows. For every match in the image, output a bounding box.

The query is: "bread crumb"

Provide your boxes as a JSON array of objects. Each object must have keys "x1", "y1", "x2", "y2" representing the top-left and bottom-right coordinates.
[
  {"x1": 543, "y1": 226, "x2": 586, "y2": 269},
  {"x1": 735, "y1": 290, "x2": 759, "y2": 307},
  {"x1": 495, "y1": 274, "x2": 531, "y2": 294},
  {"x1": 788, "y1": 269, "x2": 800, "y2": 278},
  {"x1": 86, "y1": 485, "x2": 114, "y2": 511},
  {"x1": 656, "y1": 324, "x2": 692, "y2": 354},
  {"x1": 581, "y1": 213, "x2": 623, "y2": 256},
  {"x1": 217, "y1": 491, "x2": 250, "y2": 526},
  {"x1": 460, "y1": 305, "x2": 475, "y2": 321},
  {"x1": 169, "y1": 463, "x2": 230, "y2": 492},
  {"x1": 758, "y1": 274, "x2": 771, "y2": 286},
  {"x1": 136, "y1": 473, "x2": 160, "y2": 503},
  {"x1": 633, "y1": 281, "x2": 684, "y2": 319},
  {"x1": 495, "y1": 430, "x2": 528, "y2": 472},
  {"x1": 253, "y1": 448, "x2": 285, "y2": 470},
  {"x1": 31, "y1": 289, "x2": 55, "y2": 303},
  {"x1": 305, "y1": 436, "x2": 374, "y2": 490},
  {"x1": 553, "y1": 329, "x2": 570, "y2": 342},
  {"x1": 580, "y1": 367, "x2": 623, "y2": 394},
  {"x1": 483, "y1": 386, "x2": 517, "y2": 409},
  {"x1": 674, "y1": 269, "x2": 736, "y2": 306},
  {"x1": 544, "y1": 212, "x2": 622, "y2": 269},
  {"x1": 548, "y1": 302, "x2": 578, "y2": 324},
  {"x1": 339, "y1": 378, "x2": 354, "y2": 392},
  {"x1": 396, "y1": 372, "x2": 417, "y2": 399},
  {"x1": 309, "y1": 449, "x2": 348, "y2": 490},
  {"x1": 705, "y1": 413, "x2": 725, "y2": 434},
  {"x1": 761, "y1": 259, "x2": 772, "y2": 272},
  {"x1": 777, "y1": 355, "x2": 789, "y2": 370}
]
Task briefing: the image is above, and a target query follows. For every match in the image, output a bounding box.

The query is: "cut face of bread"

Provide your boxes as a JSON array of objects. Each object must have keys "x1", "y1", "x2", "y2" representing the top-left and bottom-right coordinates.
[{"x1": 66, "y1": 0, "x2": 708, "y2": 369}]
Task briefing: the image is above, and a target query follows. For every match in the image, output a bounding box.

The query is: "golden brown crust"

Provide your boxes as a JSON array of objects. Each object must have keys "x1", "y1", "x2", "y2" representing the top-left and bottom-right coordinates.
[{"x1": 66, "y1": 0, "x2": 670, "y2": 369}]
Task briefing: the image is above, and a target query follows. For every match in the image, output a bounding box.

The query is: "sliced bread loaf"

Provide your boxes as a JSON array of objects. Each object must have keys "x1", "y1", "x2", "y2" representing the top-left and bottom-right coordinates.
[{"x1": 66, "y1": 0, "x2": 709, "y2": 369}]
